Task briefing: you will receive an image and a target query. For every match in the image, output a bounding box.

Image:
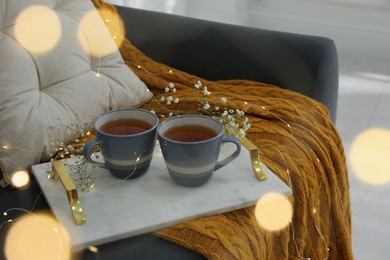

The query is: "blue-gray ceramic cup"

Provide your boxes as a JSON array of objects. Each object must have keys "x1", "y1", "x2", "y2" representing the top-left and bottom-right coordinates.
[
  {"x1": 157, "y1": 115, "x2": 241, "y2": 187},
  {"x1": 83, "y1": 108, "x2": 158, "y2": 179}
]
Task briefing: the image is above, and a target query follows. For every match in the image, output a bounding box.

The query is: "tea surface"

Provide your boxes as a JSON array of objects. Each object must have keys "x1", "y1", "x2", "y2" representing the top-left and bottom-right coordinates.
[
  {"x1": 100, "y1": 118, "x2": 152, "y2": 135},
  {"x1": 164, "y1": 125, "x2": 218, "y2": 142}
]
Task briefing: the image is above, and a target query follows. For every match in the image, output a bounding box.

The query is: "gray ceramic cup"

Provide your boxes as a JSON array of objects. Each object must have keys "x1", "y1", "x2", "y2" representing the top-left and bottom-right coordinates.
[
  {"x1": 157, "y1": 115, "x2": 241, "y2": 187},
  {"x1": 83, "y1": 108, "x2": 158, "y2": 179}
]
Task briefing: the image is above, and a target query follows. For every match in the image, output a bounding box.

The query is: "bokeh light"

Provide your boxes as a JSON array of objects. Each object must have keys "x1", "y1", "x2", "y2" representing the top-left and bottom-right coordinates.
[
  {"x1": 11, "y1": 169, "x2": 30, "y2": 188},
  {"x1": 5, "y1": 211, "x2": 71, "y2": 260},
  {"x1": 77, "y1": 9, "x2": 124, "y2": 57},
  {"x1": 14, "y1": 5, "x2": 61, "y2": 54},
  {"x1": 350, "y1": 128, "x2": 390, "y2": 185},
  {"x1": 254, "y1": 192, "x2": 293, "y2": 231}
]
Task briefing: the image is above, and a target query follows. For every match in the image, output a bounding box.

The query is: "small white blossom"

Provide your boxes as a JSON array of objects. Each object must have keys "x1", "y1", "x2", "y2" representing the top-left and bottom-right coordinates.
[
  {"x1": 165, "y1": 87, "x2": 170, "y2": 92},
  {"x1": 222, "y1": 110, "x2": 228, "y2": 117},
  {"x1": 236, "y1": 109, "x2": 245, "y2": 116},
  {"x1": 169, "y1": 112, "x2": 173, "y2": 117},
  {"x1": 238, "y1": 129, "x2": 245, "y2": 137},
  {"x1": 221, "y1": 97, "x2": 227, "y2": 103},
  {"x1": 167, "y1": 101, "x2": 172, "y2": 105},
  {"x1": 150, "y1": 110, "x2": 156, "y2": 114},
  {"x1": 172, "y1": 88, "x2": 177, "y2": 93},
  {"x1": 167, "y1": 96, "x2": 173, "y2": 102},
  {"x1": 194, "y1": 83, "x2": 200, "y2": 89},
  {"x1": 215, "y1": 106, "x2": 219, "y2": 111},
  {"x1": 203, "y1": 103, "x2": 210, "y2": 110},
  {"x1": 174, "y1": 98, "x2": 180, "y2": 103},
  {"x1": 160, "y1": 96, "x2": 165, "y2": 102},
  {"x1": 169, "y1": 82, "x2": 175, "y2": 88}
]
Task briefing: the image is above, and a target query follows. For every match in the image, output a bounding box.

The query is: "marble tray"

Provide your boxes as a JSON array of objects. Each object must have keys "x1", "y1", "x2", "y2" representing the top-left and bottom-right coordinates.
[{"x1": 32, "y1": 141, "x2": 291, "y2": 251}]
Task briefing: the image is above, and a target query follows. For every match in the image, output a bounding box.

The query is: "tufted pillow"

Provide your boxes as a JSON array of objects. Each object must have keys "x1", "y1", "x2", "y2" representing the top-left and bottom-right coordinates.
[{"x1": 0, "y1": 0, "x2": 153, "y2": 176}]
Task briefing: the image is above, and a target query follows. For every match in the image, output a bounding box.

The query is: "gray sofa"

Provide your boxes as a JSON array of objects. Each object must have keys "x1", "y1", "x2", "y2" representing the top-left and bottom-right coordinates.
[{"x1": 0, "y1": 5, "x2": 339, "y2": 259}]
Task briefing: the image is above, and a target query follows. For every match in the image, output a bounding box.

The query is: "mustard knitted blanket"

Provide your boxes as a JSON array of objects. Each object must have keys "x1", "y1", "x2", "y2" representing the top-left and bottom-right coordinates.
[{"x1": 93, "y1": 1, "x2": 353, "y2": 259}]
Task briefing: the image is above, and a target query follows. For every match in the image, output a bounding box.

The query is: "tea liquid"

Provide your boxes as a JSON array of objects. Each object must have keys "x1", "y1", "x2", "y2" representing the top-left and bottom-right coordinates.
[
  {"x1": 164, "y1": 125, "x2": 218, "y2": 142},
  {"x1": 100, "y1": 118, "x2": 152, "y2": 135}
]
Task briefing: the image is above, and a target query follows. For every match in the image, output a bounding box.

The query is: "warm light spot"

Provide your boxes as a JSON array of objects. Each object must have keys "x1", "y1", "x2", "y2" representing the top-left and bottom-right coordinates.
[
  {"x1": 2, "y1": 145, "x2": 8, "y2": 149},
  {"x1": 350, "y1": 128, "x2": 390, "y2": 185},
  {"x1": 5, "y1": 212, "x2": 71, "y2": 260},
  {"x1": 77, "y1": 9, "x2": 124, "y2": 57},
  {"x1": 255, "y1": 192, "x2": 292, "y2": 231},
  {"x1": 89, "y1": 246, "x2": 99, "y2": 253},
  {"x1": 11, "y1": 169, "x2": 30, "y2": 188},
  {"x1": 14, "y1": 6, "x2": 61, "y2": 54}
]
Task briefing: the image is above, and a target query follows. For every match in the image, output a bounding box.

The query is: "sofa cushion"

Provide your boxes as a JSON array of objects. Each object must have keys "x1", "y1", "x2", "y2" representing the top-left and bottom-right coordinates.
[{"x1": 0, "y1": 0, "x2": 152, "y2": 176}]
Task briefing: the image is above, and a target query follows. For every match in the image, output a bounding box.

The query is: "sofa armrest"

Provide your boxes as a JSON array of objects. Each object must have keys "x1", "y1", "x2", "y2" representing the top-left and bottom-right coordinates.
[{"x1": 116, "y1": 5, "x2": 339, "y2": 122}]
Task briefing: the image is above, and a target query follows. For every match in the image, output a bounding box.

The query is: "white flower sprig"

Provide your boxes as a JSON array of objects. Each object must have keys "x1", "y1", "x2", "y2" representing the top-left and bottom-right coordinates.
[
  {"x1": 153, "y1": 80, "x2": 251, "y2": 137},
  {"x1": 48, "y1": 117, "x2": 96, "y2": 191}
]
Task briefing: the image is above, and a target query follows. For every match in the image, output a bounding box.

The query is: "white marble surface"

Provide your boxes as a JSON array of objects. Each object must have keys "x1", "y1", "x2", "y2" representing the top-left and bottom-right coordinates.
[{"x1": 32, "y1": 142, "x2": 291, "y2": 251}]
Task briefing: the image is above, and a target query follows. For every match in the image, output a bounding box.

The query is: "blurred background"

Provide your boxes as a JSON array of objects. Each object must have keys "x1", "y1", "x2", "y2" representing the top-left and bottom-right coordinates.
[{"x1": 108, "y1": 0, "x2": 390, "y2": 62}]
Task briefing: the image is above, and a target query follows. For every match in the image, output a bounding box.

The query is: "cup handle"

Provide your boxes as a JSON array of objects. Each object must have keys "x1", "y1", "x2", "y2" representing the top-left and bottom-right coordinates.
[
  {"x1": 83, "y1": 139, "x2": 107, "y2": 169},
  {"x1": 214, "y1": 135, "x2": 241, "y2": 171}
]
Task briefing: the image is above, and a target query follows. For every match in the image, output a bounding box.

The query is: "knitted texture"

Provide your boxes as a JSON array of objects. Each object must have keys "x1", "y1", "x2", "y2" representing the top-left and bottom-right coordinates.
[{"x1": 93, "y1": 1, "x2": 353, "y2": 259}]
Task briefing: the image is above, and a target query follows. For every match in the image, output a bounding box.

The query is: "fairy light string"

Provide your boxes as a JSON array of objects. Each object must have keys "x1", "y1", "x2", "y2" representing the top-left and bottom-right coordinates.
[
  {"x1": 0, "y1": 7, "x2": 344, "y2": 260},
  {"x1": 127, "y1": 61, "x2": 334, "y2": 259}
]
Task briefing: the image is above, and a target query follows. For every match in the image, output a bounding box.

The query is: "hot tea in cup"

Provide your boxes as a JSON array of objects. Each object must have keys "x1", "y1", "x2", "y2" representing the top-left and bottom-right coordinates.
[
  {"x1": 157, "y1": 115, "x2": 241, "y2": 187},
  {"x1": 83, "y1": 108, "x2": 158, "y2": 179}
]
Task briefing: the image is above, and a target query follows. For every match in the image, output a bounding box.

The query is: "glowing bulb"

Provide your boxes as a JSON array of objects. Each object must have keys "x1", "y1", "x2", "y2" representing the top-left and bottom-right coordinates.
[
  {"x1": 350, "y1": 128, "x2": 390, "y2": 185},
  {"x1": 5, "y1": 212, "x2": 71, "y2": 260},
  {"x1": 11, "y1": 169, "x2": 30, "y2": 188},
  {"x1": 77, "y1": 9, "x2": 124, "y2": 57},
  {"x1": 14, "y1": 5, "x2": 61, "y2": 54},
  {"x1": 2, "y1": 145, "x2": 8, "y2": 149},
  {"x1": 254, "y1": 192, "x2": 293, "y2": 231},
  {"x1": 89, "y1": 246, "x2": 99, "y2": 253}
]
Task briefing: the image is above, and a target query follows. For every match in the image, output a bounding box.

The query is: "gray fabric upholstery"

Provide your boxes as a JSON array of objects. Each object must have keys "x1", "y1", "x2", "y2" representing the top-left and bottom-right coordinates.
[{"x1": 116, "y1": 6, "x2": 339, "y2": 122}]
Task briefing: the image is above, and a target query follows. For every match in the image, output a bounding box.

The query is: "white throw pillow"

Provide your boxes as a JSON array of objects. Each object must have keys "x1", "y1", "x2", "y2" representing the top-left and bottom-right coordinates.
[{"x1": 0, "y1": 0, "x2": 152, "y2": 175}]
